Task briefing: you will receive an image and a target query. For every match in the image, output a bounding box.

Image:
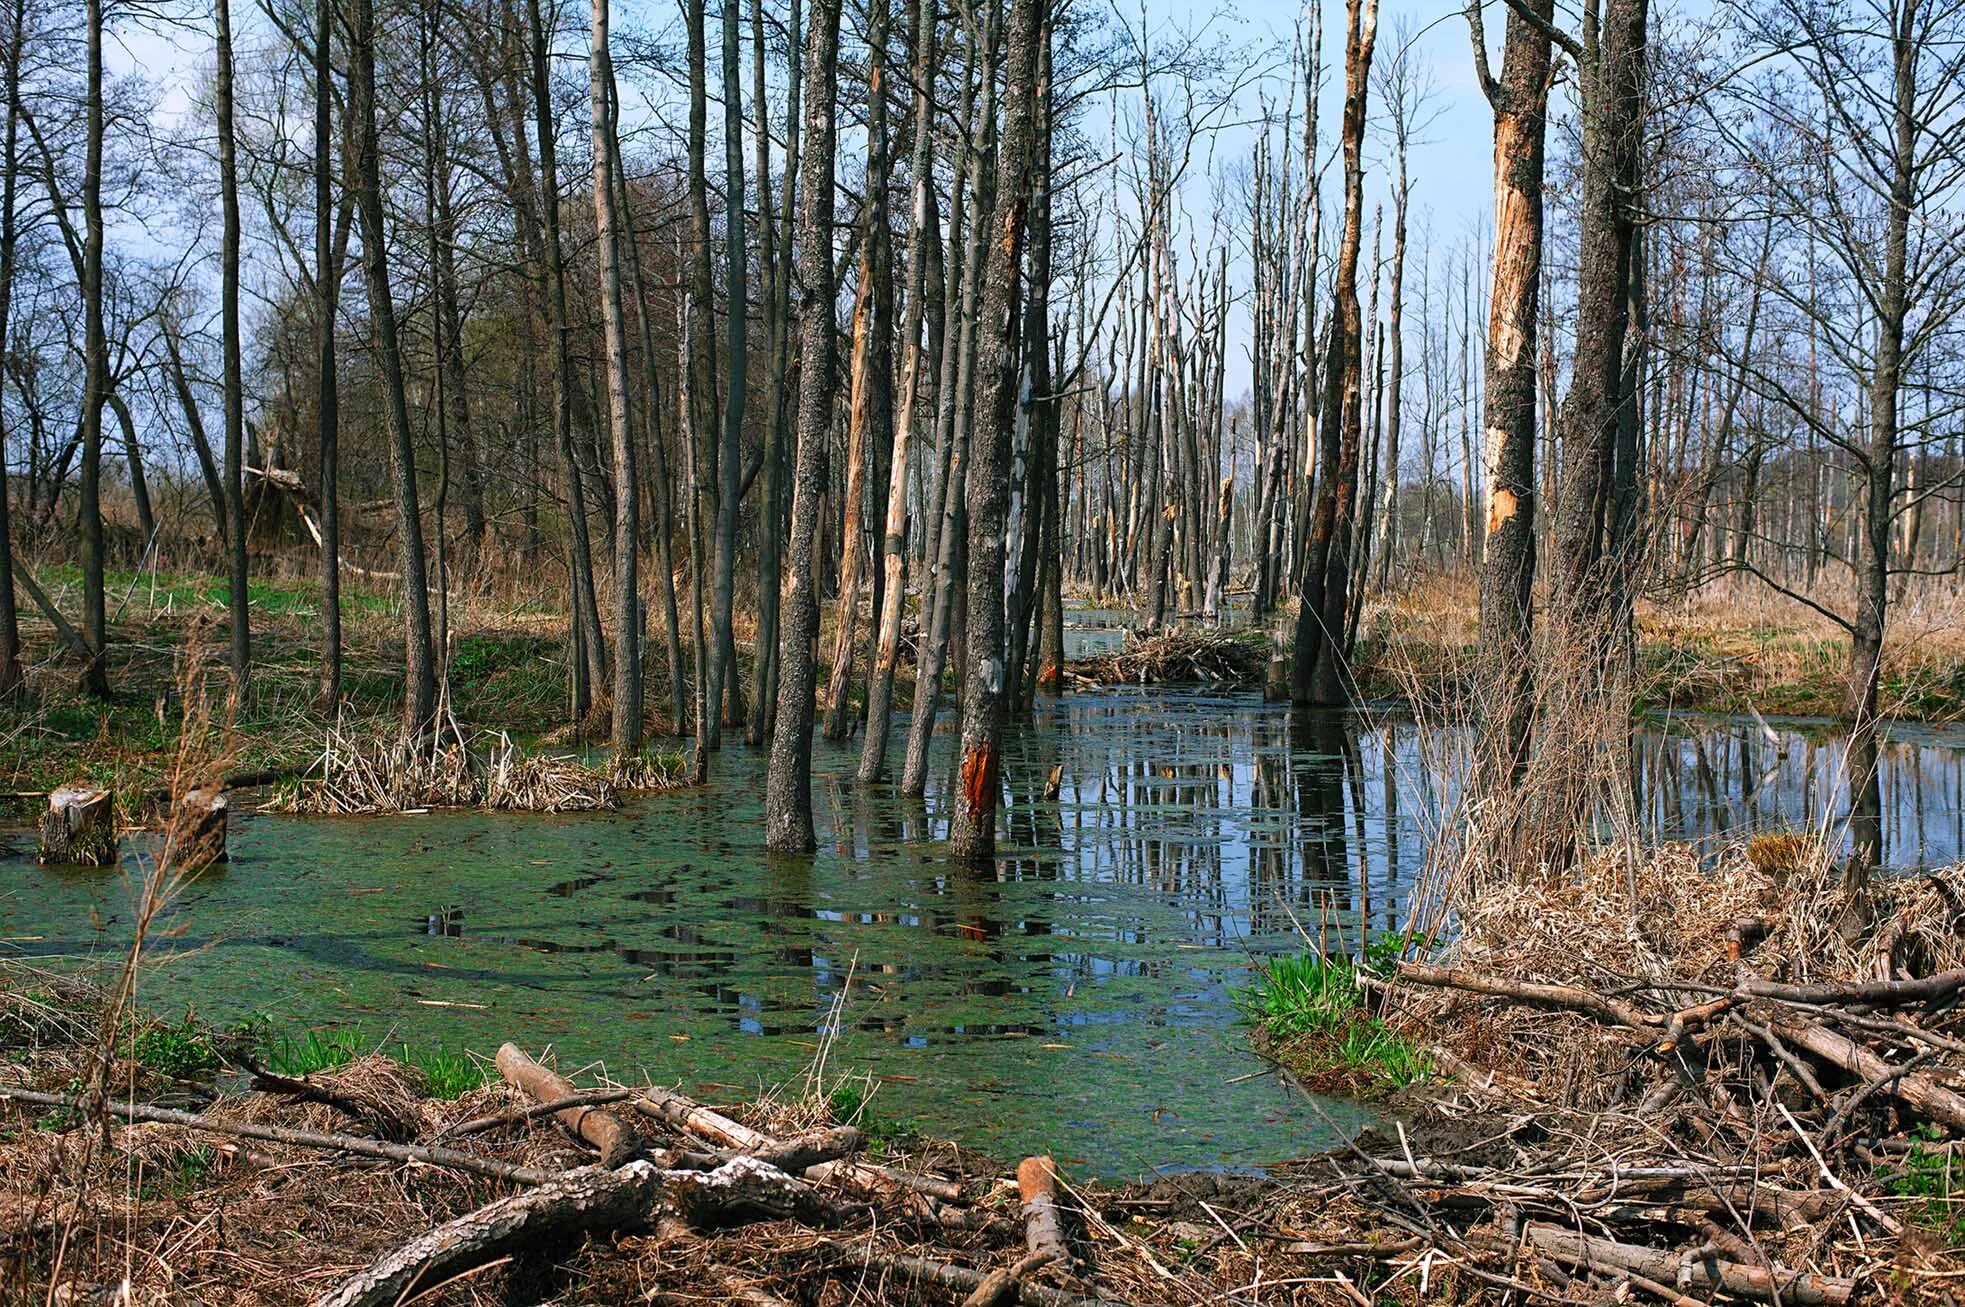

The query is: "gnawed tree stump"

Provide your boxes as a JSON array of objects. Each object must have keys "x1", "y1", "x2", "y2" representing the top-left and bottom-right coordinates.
[
  {"x1": 175, "y1": 787, "x2": 228, "y2": 869},
  {"x1": 495, "y1": 1042, "x2": 640, "y2": 1166},
  {"x1": 38, "y1": 784, "x2": 116, "y2": 866}
]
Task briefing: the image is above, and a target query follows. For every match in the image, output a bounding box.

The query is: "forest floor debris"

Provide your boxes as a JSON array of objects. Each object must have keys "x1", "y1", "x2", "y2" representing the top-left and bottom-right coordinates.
[
  {"x1": 1251, "y1": 837, "x2": 1965, "y2": 1305},
  {"x1": 12, "y1": 831, "x2": 1965, "y2": 1307}
]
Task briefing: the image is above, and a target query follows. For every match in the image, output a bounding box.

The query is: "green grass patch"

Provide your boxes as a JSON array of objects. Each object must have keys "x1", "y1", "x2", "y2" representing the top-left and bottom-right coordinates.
[
  {"x1": 1891, "y1": 1126, "x2": 1965, "y2": 1243},
  {"x1": 1240, "y1": 951, "x2": 1430, "y2": 1095},
  {"x1": 129, "y1": 1016, "x2": 221, "y2": 1080}
]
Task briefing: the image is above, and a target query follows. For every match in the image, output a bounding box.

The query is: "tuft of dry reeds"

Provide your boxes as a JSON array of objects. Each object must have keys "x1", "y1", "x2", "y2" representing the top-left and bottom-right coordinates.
[{"x1": 269, "y1": 723, "x2": 654, "y2": 815}]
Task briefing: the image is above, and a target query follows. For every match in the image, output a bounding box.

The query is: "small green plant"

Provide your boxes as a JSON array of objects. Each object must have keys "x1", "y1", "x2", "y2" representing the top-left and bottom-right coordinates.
[
  {"x1": 1893, "y1": 1126, "x2": 1965, "y2": 1242},
  {"x1": 130, "y1": 1017, "x2": 220, "y2": 1080},
  {"x1": 137, "y1": 1147, "x2": 214, "y2": 1200},
  {"x1": 827, "y1": 1076, "x2": 872, "y2": 1125},
  {"x1": 260, "y1": 1026, "x2": 363, "y2": 1076},
  {"x1": 398, "y1": 1043, "x2": 487, "y2": 1099},
  {"x1": 1240, "y1": 952, "x2": 1430, "y2": 1092}
]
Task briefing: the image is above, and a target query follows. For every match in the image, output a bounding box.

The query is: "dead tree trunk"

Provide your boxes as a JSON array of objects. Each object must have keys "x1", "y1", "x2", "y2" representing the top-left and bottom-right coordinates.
[
  {"x1": 860, "y1": 0, "x2": 938, "y2": 781},
  {"x1": 1468, "y1": 0, "x2": 1553, "y2": 789},
  {"x1": 1290, "y1": 0, "x2": 1378, "y2": 704},
  {"x1": 946, "y1": 0, "x2": 1044, "y2": 859}
]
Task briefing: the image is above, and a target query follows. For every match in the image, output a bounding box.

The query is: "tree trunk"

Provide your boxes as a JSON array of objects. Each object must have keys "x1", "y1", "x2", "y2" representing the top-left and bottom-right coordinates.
[
  {"x1": 1470, "y1": 0, "x2": 1552, "y2": 789},
  {"x1": 593, "y1": 0, "x2": 640, "y2": 756},
  {"x1": 524, "y1": 0, "x2": 606, "y2": 721},
  {"x1": 1290, "y1": 0, "x2": 1377, "y2": 705},
  {"x1": 314, "y1": 0, "x2": 341, "y2": 710},
  {"x1": 1846, "y1": 0, "x2": 1917, "y2": 884},
  {"x1": 0, "y1": 0, "x2": 21, "y2": 701},
  {"x1": 351, "y1": 0, "x2": 436, "y2": 733},
  {"x1": 706, "y1": 0, "x2": 747, "y2": 750},
  {"x1": 78, "y1": 0, "x2": 106, "y2": 697},
  {"x1": 764, "y1": 0, "x2": 844, "y2": 854},
  {"x1": 945, "y1": 0, "x2": 1044, "y2": 859},
  {"x1": 747, "y1": 0, "x2": 800, "y2": 747},
  {"x1": 860, "y1": 0, "x2": 937, "y2": 781}
]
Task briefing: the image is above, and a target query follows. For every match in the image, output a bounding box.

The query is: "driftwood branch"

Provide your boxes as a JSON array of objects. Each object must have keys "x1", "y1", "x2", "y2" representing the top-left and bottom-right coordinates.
[
  {"x1": 0, "y1": 1084, "x2": 551, "y2": 1184},
  {"x1": 315, "y1": 1160, "x2": 666, "y2": 1307}
]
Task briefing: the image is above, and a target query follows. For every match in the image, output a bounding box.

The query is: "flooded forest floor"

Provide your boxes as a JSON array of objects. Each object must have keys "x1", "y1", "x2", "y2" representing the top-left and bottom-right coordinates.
[{"x1": 5, "y1": 564, "x2": 1965, "y2": 811}]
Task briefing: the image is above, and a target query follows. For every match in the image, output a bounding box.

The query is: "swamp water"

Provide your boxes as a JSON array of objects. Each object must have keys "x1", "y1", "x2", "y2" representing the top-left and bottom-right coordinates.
[{"x1": 4, "y1": 689, "x2": 1965, "y2": 1178}]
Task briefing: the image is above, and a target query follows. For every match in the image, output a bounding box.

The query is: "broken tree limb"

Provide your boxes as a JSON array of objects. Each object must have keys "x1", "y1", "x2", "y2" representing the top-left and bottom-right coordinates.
[
  {"x1": 1515, "y1": 1222, "x2": 1855, "y2": 1305},
  {"x1": 314, "y1": 1161, "x2": 667, "y2": 1307},
  {"x1": 10, "y1": 559, "x2": 90, "y2": 658},
  {"x1": 633, "y1": 1084, "x2": 770, "y2": 1150},
  {"x1": 496, "y1": 1043, "x2": 640, "y2": 1166},
  {"x1": 1019, "y1": 1155, "x2": 1074, "y2": 1269},
  {"x1": 1394, "y1": 964, "x2": 1659, "y2": 1030},
  {"x1": 631, "y1": 1085, "x2": 960, "y2": 1202},
  {"x1": 962, "y1": 1250, "x2": 1059, "y2": 1307},
  {"x1": 1767, "y1": 1010, "x2": 1965, "y2": 1130},
  {"x1": 0, "y1": 1084, "x2": 551, "y2": 1184},
  {"x1": 839, "y1": 1249, "x2": 1140, "y2": 1307},
  {"x1": 439, "y1": 1089, "x2": 639, "y2": 1140},
  {"x1": 242, "y1": 1058, "x2": 422, "y2": 1142},
  {"x1": 1741, "y1": 967, "x2": 1965, "y2": 1009}
]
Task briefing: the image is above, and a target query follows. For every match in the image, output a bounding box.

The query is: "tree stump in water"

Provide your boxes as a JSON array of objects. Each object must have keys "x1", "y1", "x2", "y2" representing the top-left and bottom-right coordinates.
[
  {"x1": 176, "y1": 787, "x2": 228, "y2": 869},
  {"x1": 38, "y1": 784, "x2": 117, "y2": 866},
  {"x1": 1263, "y1": 626, "x2": 1291, "y2": 702}
]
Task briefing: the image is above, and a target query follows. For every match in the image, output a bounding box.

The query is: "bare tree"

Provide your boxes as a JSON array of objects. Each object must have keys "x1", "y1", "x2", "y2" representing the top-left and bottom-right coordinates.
[{"x1": 765, "y1": 0, "x2": 844, "y2": 855}]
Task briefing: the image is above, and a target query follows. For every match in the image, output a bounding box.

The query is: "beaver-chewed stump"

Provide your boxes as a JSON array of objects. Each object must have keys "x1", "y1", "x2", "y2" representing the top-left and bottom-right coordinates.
[
  {"x1": 38, "y1": 784, "x2": 117, "y2": 866},
  {"x1": 175, "y1": 787, "x2": 228, "y2": 869}
]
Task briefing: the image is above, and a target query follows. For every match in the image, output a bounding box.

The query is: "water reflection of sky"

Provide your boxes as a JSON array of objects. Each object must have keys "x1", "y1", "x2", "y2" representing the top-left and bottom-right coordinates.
[{"x1": 2, "y1": 689, "x2": 1960, "y2": 1177}]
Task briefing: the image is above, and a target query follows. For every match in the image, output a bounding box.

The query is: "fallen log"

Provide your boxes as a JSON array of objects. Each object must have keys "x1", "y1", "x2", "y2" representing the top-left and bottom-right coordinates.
[
  {"x1": 1514, "y1": 1222, "x2": 1855, "y2": 1306},
  {"x1": 1766, "y1": 1010, "x2": 1965, "y2": 1130},
  {"x1": 496, "y1": 1043, "x2": 639, "y2": 1166},
  {"x1": 316, "y1": 1155, "x2": 837, "y2": 1307},
  {"x1": 0, "y1": 1084, "x2": 550, "y2": 1184},
  {"x1": 316, "y1": 1160, "x2": 666, "y2": 1307},
  {"x1": 1019, "y1": 1155, "x2": 1075, "y2": 1269}
]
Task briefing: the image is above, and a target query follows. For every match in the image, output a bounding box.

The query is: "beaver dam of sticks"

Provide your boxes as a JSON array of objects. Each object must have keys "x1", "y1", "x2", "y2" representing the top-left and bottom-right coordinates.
[{"x1": 8, "y1": 841, "x2": 1965, "y2": 1304}]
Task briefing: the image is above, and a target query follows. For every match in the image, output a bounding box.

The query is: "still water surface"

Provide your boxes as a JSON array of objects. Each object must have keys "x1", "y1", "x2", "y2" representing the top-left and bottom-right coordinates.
[{"x1": 3, "y1": 690, "x2": 1962, "y2": 1177}]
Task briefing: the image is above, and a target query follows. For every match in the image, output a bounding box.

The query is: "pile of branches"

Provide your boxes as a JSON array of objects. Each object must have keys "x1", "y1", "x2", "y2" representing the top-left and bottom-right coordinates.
[
  {"x1": 1297, "y1": 842, "x2": 1965, "y2": 1304},
  {"x1": 1, "y1": 1027, "x2": 1252, "y2": 1306},
  {"x1": 1072, "y1": 628, "x2": 1268, "y2": 687}
]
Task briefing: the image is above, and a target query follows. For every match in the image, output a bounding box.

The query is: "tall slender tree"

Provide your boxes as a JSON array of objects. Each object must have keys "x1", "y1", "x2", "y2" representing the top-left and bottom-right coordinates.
[
  {"x1": 946, "y1": 0, "x2": 1045, "y2": 859},
  {"x1": 593, "y1": 0, "x2": 640, "y2": 754},
  {"x1": 351, "y1": 0, "x2": 436, "y2": 732},
  {"x1": 1467, "y1": 0, "x2": 1553, "y2": 788},
  {"x1": 314, "y1": 0, "x2": 341, "y2": 709},
  {"x1": 764, "y1": 0, "x2": 844, "y2": 855}
]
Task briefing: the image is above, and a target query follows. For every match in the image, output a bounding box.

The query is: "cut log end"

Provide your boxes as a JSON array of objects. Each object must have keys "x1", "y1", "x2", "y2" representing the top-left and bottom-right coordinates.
[{"x1": 38, "y1": 784, "x2": 117, "y2": 867}]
